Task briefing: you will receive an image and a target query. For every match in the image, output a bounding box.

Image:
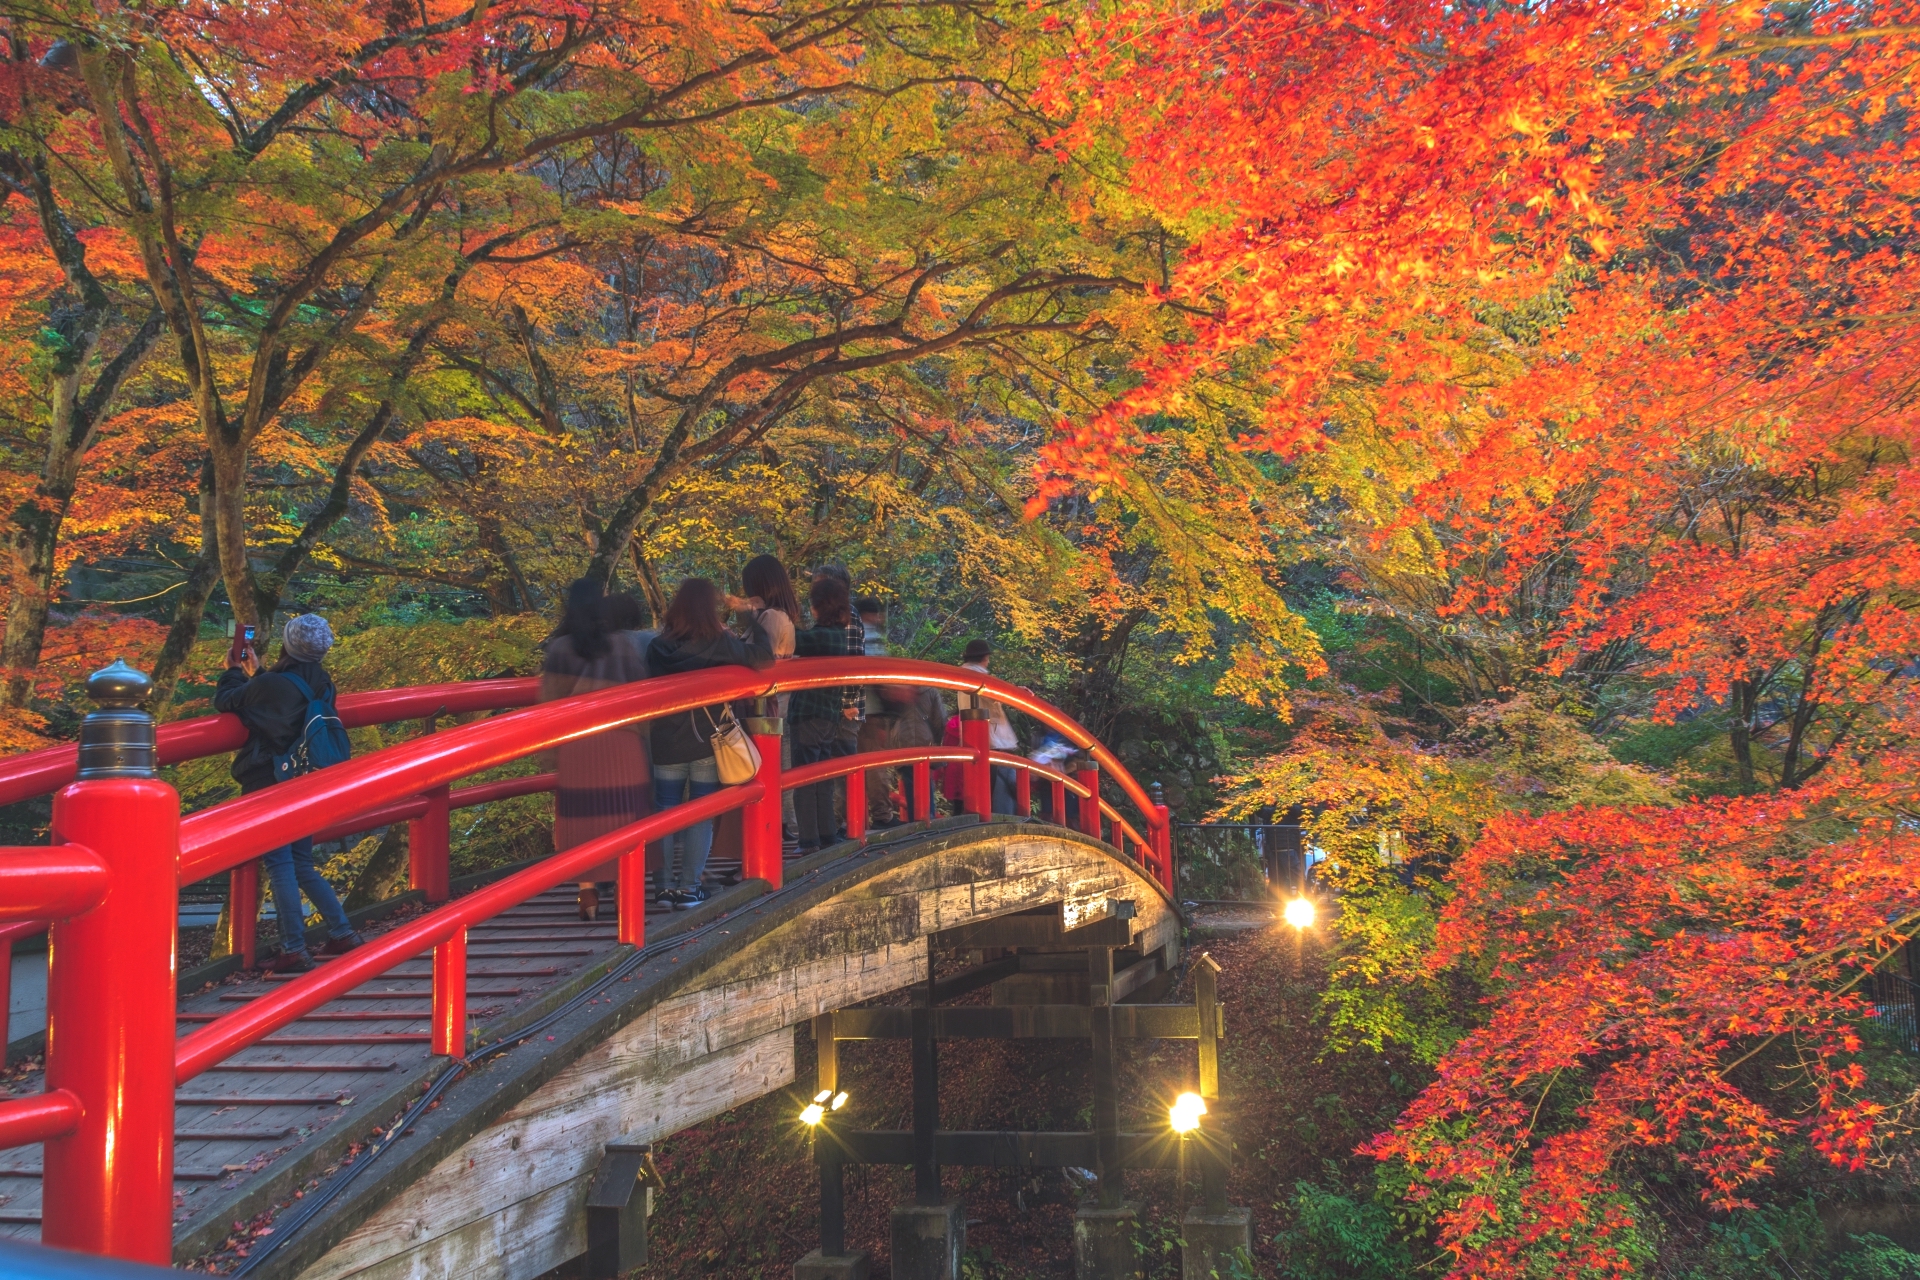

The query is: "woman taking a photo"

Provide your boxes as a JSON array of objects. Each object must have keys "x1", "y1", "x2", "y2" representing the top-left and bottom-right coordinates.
[{"x1": 646, "y1": 578, "x2": 775, "y2": 909}]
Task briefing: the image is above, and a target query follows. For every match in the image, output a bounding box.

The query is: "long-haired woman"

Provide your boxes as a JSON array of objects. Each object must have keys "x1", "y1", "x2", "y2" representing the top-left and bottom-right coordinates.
[
  {"x1": 645, "y1": 578, "x2": 775, "y2": 909},
  {"x1": 542, "y1": 578, "x2": 652, "y2": 920}
]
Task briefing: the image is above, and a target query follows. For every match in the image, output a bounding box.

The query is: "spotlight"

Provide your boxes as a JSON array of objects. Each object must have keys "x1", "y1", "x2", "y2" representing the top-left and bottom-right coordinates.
[
  {"x1": 831, "y1": 1092, "x2": 848, "y2": 1111},
  {"x1": 1169, "y1": 1091, "x2": 1207, "y2": 1134},
  {"x1": 1283, "y1": 897, "x2": 1315, "y2": 929},
  {"x1": 801, "y1": 1088, "x2": 834, "y2": 1126}
]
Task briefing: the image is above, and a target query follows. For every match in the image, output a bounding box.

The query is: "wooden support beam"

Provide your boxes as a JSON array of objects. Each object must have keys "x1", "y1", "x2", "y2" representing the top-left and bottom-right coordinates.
[
  {"x1": 1089, "y1": 944, "x2": 1121, "y2": 1209},
  {"x1": 911, "y1": 974, "x2": 940, "y2": 1205},
  {"x1": 822, "y1": 1004, "x2": 1214, "y2": 1041},
  {"x1": 833, "y1": 1129, "x2": 1214, "y2": 1171},
  {"x1": 930, "y1": 903, "x2": 1137, "y2": 952},
  {"x1": 930, "y1": 955, "x2": 1020, "y2": 1005},
  {"x1": 585, "y1": 1144, "x2": 653, "y2": 1280}
]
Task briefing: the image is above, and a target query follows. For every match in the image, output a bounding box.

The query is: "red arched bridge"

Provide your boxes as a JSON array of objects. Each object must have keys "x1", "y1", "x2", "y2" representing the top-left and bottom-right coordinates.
[{"x1": 0, "y1": 659, "x2": 1249, "y2": 1280}]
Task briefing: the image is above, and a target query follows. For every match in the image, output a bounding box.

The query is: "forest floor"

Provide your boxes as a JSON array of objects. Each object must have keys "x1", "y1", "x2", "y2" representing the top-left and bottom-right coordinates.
[{"x1": 561, "y1": 911, "x2": 1416, "y2": 1280}]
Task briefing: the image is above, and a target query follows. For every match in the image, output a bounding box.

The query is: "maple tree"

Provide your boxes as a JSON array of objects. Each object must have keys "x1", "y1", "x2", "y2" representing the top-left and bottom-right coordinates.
[{"x1": 1041, "y1": 0, "x2": 1920, "y2": 1271}]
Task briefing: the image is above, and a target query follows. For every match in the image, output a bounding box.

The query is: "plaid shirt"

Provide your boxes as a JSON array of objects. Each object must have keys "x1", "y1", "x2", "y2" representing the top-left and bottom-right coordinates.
[
  {"x1": 792, "y1": 625, "x2": 852, "y2": 723},
  {"x1": 841, "y1": 615, "x2": 865, "y2": 719}
]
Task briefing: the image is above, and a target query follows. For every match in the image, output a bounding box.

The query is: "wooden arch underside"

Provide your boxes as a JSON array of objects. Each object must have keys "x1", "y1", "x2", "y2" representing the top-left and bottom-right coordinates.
[{"x1": 289, "y1": 825, "x2": 1179, "y2": 1280}]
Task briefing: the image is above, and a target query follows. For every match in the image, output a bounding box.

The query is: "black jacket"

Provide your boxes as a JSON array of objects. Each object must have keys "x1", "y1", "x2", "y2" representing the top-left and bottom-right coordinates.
[
  {"x1": 644, "y1": 631, "x2": 774, "y2": 766},
  {"x1": 214, "y1": 661, "x2": 336, "y2": 792}
]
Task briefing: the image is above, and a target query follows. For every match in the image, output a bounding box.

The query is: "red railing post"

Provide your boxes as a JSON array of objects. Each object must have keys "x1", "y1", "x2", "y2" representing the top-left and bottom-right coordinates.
[
  {"x1": 960, "y1": 709, "x2": 991, "y2": 818},
  {"x1": 1048, "y1": 774, "x2": 1068, "y2": 825},
  {"x1": 618, "y1": 840, "x2": 646, "y2": 948},
  {"x1": 1150, "y1": 781, "x2": 1175, "y2": 892},
  {"x1": 230, "y1": 858, "x2": 259, "y2": 968},
  {"x1": 410, "y1": 783, "x2": 451, "y2": 904},
  {"x1": 743, "y1": 708, "x2": 784, "y2": 888},
  {"x1": 911, "y1": 759, "x2": 931, "y2": 823},
  {"x1": 844, "y1": 767, "x2": 866, "y2": 842},
  {"x1": 43, "y1": 661, "x2": 177, "y2": 1264},
  {"x1": 432, "y1": 927, "x2": 467, "y2": 1056},
  {"x1": 1076, "y1": 761, "x2": 1102, "y2": 841},
  {"x1": 1015, "y1": 766, "x2": 1031, "y2": 818}
]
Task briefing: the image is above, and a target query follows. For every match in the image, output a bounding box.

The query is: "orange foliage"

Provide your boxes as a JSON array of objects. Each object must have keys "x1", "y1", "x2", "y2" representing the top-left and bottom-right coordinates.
[{"x1": 1045, "y1": 0, "x2": 1920, "y2": 1269}]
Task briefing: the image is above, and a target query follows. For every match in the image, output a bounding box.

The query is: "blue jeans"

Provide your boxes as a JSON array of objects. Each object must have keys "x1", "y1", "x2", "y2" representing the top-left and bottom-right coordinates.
[
  {"x1": 792, "y1": 720, "x2": 856, "y2": 850},
  {"x1": 263, "y1": 836, "x2": 352, "y2": 954},
  {"x1": 992, "y1": 766, "x2": 1019, "y2": 816},
  {"x1": 654, "y1": 757, "x2": 721, "y2": 889}
]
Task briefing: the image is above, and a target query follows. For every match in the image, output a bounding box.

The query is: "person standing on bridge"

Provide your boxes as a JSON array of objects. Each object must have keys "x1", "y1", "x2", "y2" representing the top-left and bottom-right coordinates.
[
  {"x1": 855, "y1": 596, "x2": 909, "y2": 829},
  {"x1": 790, "y1": 574, "x2": 860, "y2": 854},
  {"x1": 543, "y1": 579, "x2": 653, "y2": 922},
  {"x1": 728, "y1": 555, "x2": 800, "y2": 852},
  {"x1": 646, "y1": 578, "x2": 775, "y2": 910},
  {"x1": 215, "y1": 612, "x2": 364, "y2": 973},
  {"x1": 814, "y1": 564, "x2": 865, "y2": 839},
  {"x1": 957, "y1": 638, "x2": 1021, "y2": 815}
]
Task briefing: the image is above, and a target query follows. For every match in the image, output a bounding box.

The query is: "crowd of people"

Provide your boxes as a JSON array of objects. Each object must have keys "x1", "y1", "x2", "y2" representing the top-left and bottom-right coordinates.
[{"x1": 215, "y1": 559, "x2": 1056, "y2": 967}]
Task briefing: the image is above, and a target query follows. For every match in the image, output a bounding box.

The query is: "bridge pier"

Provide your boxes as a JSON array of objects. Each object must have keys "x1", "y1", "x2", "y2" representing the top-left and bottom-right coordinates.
[
  {"x1": 1180, "y1": 1206, "x2": 1253, "y2": 1279},
  {"x1": 795, "y1": 1247, "x2": 871, "y2": 1280},
  {"x1": 890, "y1": 1200, "x2": 966, "y2": 1280},
  {"x1": 1074, "y1": 1200, "x2": 1143, "y2": 1280}
]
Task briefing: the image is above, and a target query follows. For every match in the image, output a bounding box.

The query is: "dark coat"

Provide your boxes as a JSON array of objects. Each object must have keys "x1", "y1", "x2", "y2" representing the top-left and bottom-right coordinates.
[
  {"x1": 213, "y1": 661, "x2": 336, "y2": 792},
  {"x1": 644, "y1": 631, "x2": 775, "y2": 766}
]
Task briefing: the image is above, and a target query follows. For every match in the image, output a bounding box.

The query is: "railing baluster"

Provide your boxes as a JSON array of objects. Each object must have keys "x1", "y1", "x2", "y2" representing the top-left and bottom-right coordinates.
[
  {"x1": 230, "y1": 858, "x2": 260, "y2": 968},
  {"x1": 618, "y1": 839, "x2": 646, "y2": 947},
  {"x1": 409, "y1": 784, "x2": 451, "y2": 904},
  {"x1": 432, "y1": 927, "x2": 467, "y2": 1057},
  {"x1": 960, "y1": 710, "x2": 991, "y2": 818},
  {"x1": 742, "y1": 709, "x2": 785, "y2": 888},
  {"x1": 844, "y1": 768, "x2": 866, "y2": 842},
  {"x1": 911, "y1": 759, "x2": 931, "y2": 823},
  {"x1": 1076, "y1": 762, "x2": 1102, "y2": 841},
  {"x1": 1015, "y1": 766, "x2": 1031, "y2": 818}
]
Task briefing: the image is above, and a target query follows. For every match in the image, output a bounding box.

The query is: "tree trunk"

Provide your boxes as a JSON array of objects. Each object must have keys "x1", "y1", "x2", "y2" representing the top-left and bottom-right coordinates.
[
  {"x1": 1729, "y1": 677, "x2": 1758, "y2": 793},
  {"x1": 210, "y1": 440, "x2": 260, "y2": 626},
  {"x1": 2, "y1": 482, "x2": 74, "y2": 710},
  {"x1": 147, "y1": 465, "x2": 222, "y2": 716}
]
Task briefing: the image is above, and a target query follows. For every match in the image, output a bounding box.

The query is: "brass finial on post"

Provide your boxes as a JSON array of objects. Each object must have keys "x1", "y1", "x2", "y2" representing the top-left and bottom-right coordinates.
[{"x1": 76, "y1": 659, "x2": 157, "y2": 780}]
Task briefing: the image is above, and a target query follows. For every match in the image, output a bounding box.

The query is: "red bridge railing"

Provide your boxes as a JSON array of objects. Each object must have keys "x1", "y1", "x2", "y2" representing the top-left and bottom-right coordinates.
[{"x1": 0, "y1": 657, "x2": 1172, "y2": 1265}]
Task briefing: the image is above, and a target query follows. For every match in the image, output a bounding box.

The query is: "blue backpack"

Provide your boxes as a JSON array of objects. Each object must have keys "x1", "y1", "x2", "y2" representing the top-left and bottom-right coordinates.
[{"x1": 271, "y1": 673, "x2": 353, "y2": 782}]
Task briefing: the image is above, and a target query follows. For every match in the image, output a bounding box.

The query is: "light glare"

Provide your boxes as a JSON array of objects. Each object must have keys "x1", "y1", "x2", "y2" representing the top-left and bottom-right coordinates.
[
  {"x1": 1169, "y1": 1091, "x2": 1207, "y2": 1134},
  {"x1": 1283, "y1": 897, "x2": 1316, "y2": 929},
  {"x1": 800, "y1": 1103, "x2": 825, "y2": 1126}
]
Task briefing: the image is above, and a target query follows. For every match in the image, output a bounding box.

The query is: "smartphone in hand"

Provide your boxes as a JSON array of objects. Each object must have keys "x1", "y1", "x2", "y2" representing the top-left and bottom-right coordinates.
[{"x1": 227, "y1": 623, "x2": 259, "y2": 668}]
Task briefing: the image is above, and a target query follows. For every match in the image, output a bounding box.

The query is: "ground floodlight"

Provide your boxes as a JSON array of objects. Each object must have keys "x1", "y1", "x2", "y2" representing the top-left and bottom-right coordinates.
[
  {"x1": 1169, "y1": 1091, "x2": 1207, "y2": 1134},
  {"x1": 1284, "y1": 896, "x2": 1316, "y2": 929}
]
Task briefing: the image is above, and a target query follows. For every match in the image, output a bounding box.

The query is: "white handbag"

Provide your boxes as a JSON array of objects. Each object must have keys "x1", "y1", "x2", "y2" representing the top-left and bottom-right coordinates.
[{"x1": 701, "y1": 704, "x2": 763, "y2": 785}]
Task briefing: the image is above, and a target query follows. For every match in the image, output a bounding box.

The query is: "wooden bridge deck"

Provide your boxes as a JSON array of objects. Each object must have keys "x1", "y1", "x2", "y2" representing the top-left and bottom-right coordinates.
[{"x1": 0, "y1": 885, "x2": 674, "y2": 1247}]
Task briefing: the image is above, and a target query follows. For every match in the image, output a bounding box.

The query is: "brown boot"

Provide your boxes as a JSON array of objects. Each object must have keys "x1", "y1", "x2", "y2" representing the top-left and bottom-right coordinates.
[{"x1": 577, "y1": 885, "x2": 599, "y2": 921}]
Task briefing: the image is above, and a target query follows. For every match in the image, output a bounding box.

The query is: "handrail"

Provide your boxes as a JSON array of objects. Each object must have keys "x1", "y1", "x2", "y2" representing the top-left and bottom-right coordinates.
[
  {"x1": 172, "y1": 659, "x2": 1163, "y2": 883},
  {"x1": 174, "y1": 784, "x2": 751, "y2": 1082},
  {"x1": 0, "y1": 678, "x2": 539, "y2": 808}
]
